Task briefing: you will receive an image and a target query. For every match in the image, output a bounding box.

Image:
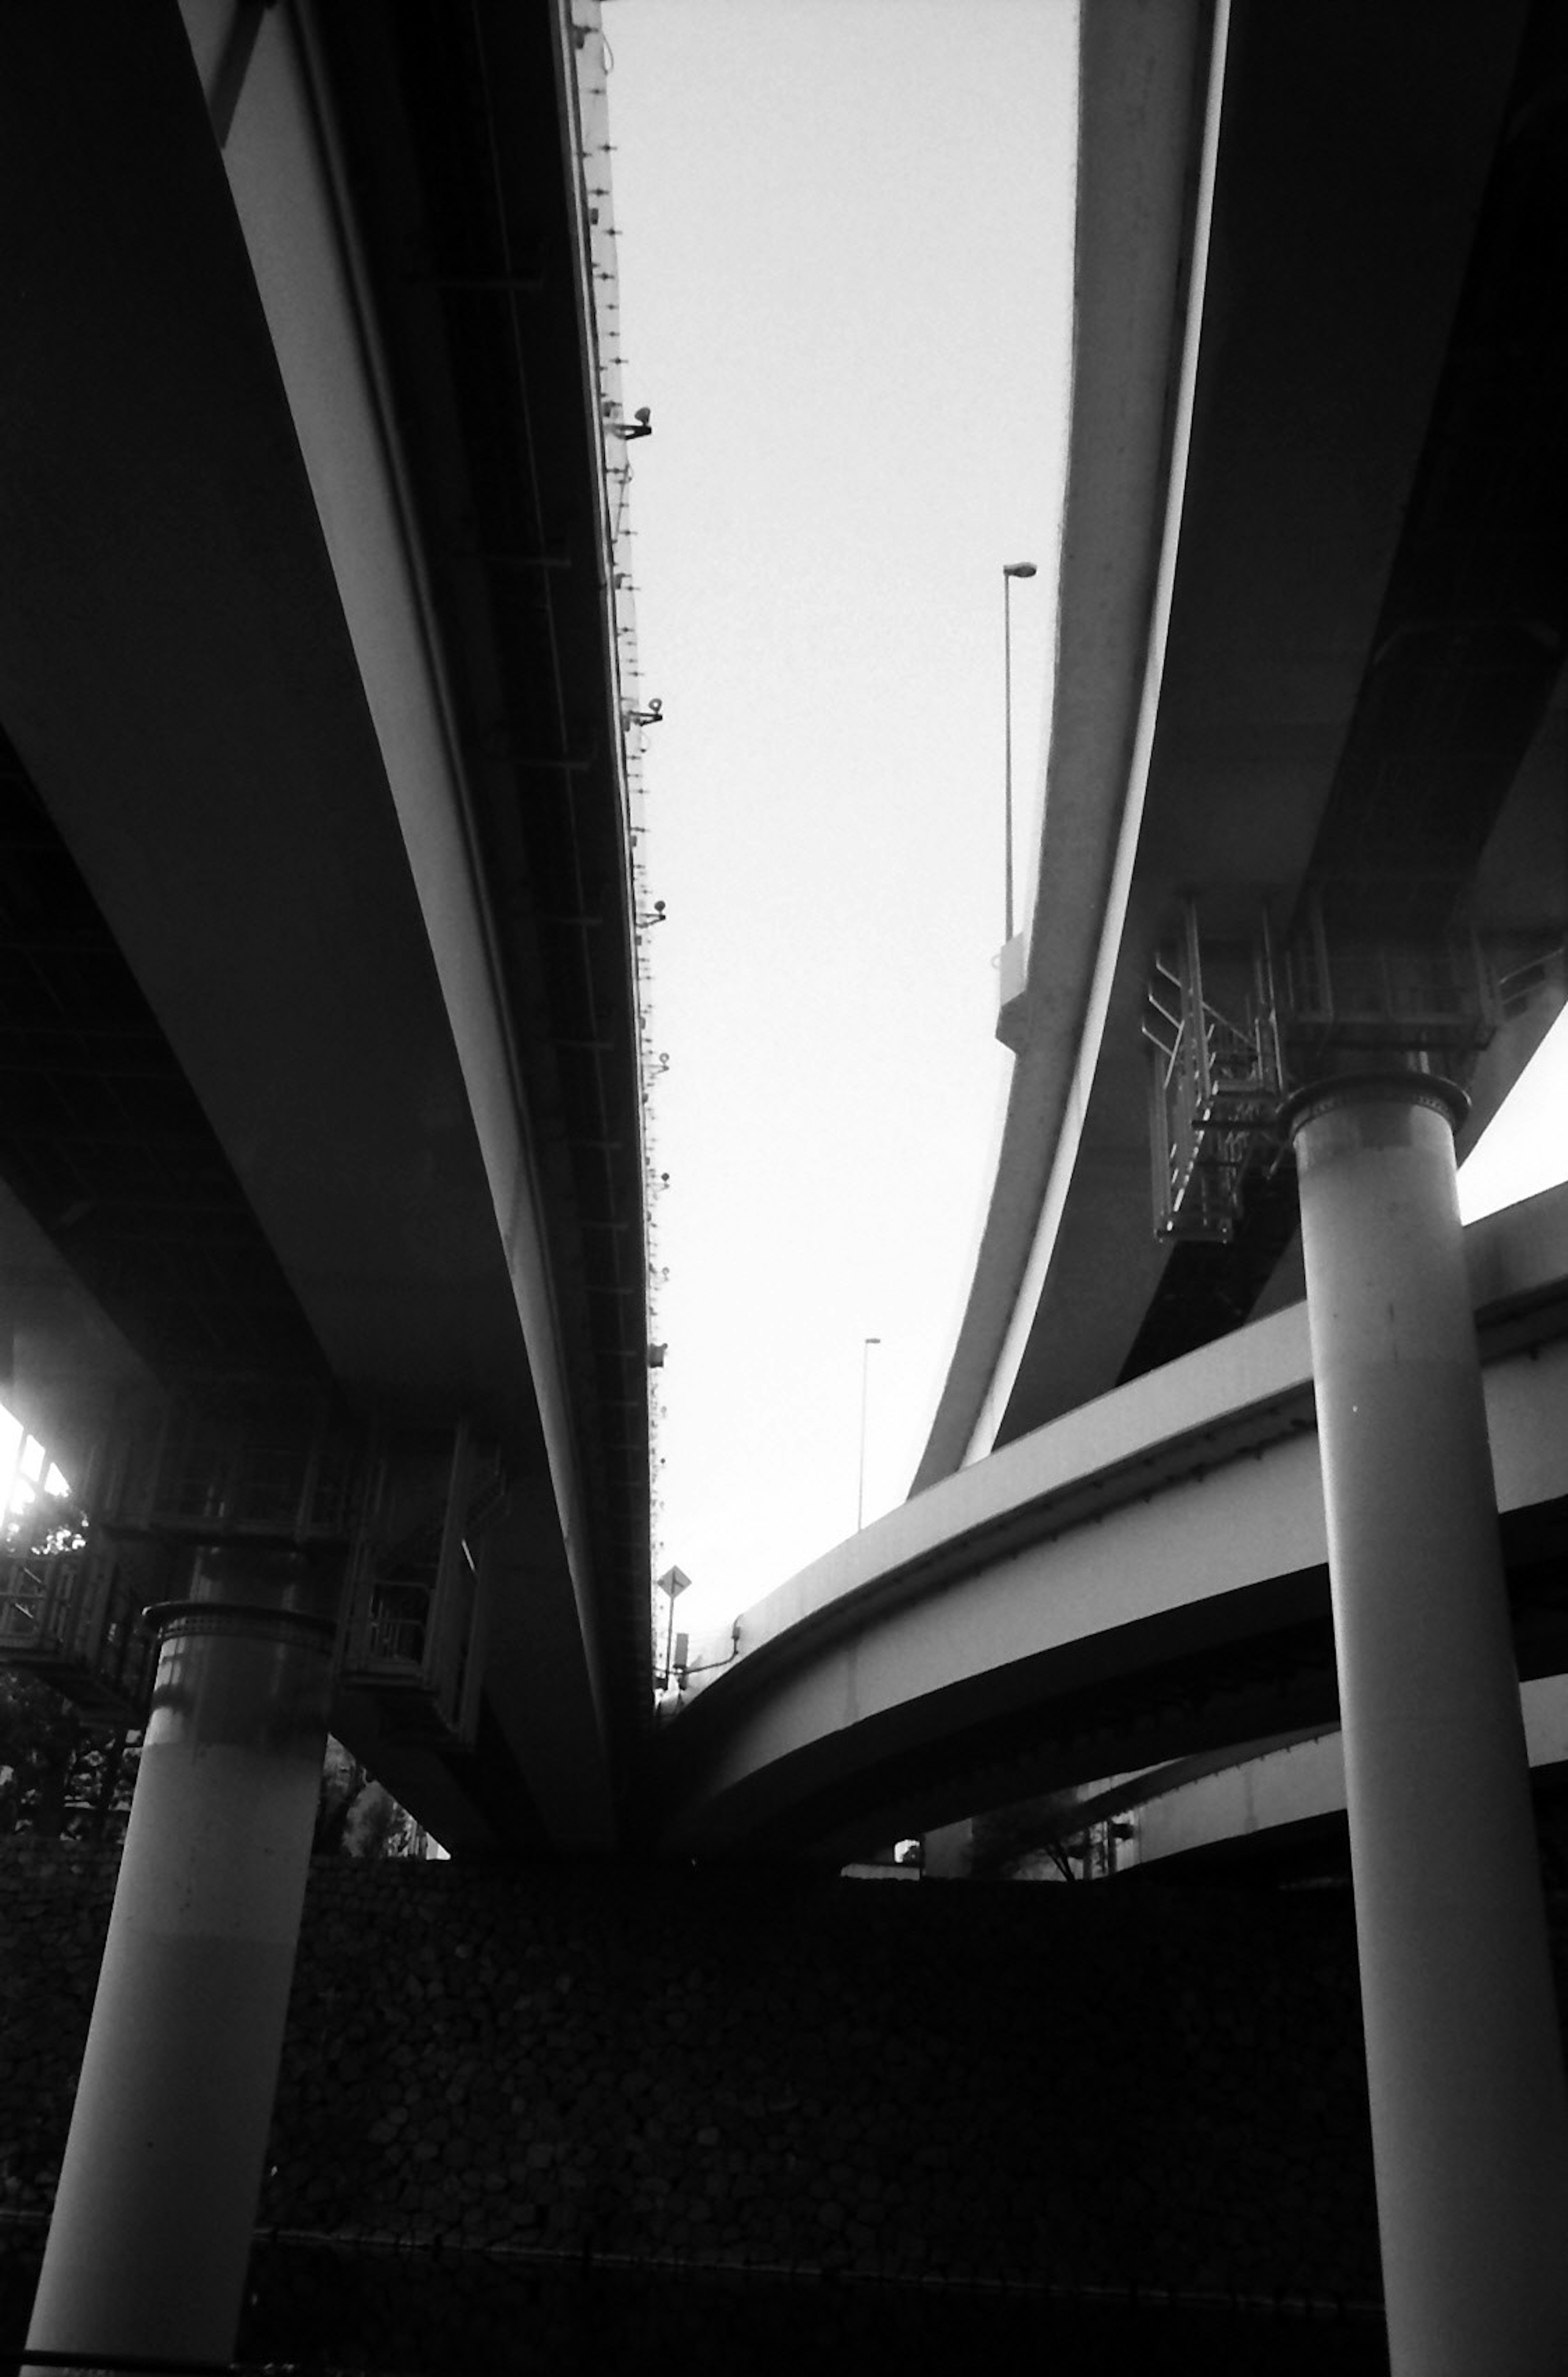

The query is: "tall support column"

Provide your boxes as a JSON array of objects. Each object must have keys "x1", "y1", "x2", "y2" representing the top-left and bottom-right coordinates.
[
  {"x1": 1287, "y1": 1072, "x2": 1568, "y2": 2375},
  {"x1": 27, "y1": 1547, "x2": 336, "y2": 2371}
]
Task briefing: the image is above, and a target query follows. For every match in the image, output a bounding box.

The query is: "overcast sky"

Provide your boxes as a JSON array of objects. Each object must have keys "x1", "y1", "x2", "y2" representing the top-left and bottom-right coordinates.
[{"x1": 603, "y1": 0, "x2": 1078, "y2": 1636}]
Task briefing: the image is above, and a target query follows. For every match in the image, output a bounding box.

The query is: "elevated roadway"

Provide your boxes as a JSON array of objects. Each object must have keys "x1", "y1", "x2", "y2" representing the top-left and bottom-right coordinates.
[
  {"x1": 15, "y1": 7, "x2": 1566, "y2": 2366},
  {"x1": 917, "y1": 0, "x2": 1568, "y2": 1483},
  {"x1": 0, "y1": 0, "x2": 651, "y2": 1856},
  {"x1": 660, "y1": 1183, "x2": 1568, "y2": 1864},
  {"x1": 1030, "y1": 1668, "x2": 1568, "y2": 1887}
]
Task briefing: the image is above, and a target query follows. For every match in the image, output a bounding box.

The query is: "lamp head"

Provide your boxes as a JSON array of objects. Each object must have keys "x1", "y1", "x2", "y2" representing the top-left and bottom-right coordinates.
[{"x1": 1003, "y1": 561, "x2": 1038, "y2": 579}]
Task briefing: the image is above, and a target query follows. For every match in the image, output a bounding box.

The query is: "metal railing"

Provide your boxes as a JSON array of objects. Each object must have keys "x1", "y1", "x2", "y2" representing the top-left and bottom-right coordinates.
[
  {"x1": 0, "y1": 1542, "x2": 154, "y2": 1718},
  {"x1": 337, "y1": 1424, "x2": 506, "y2": 1750},
  {"x1": 1143, "y1": 904, "x2": 1282, "y2": 1243},
  {"x1": 1144, "y1": 896, "x2": 1500, "y2": 1244},
  {"x1": 0, "y1": 1411, "x2": 506, "y2": 1745}
]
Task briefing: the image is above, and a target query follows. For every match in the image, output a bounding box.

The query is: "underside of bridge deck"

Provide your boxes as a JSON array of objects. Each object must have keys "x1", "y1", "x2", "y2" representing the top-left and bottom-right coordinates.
[
  {"x1": 0, "y1": 0, "x2": 653, "y2": 1858},
  {"x1": 917, "y1": 0, "x2": 1568, "y2": 1483}
]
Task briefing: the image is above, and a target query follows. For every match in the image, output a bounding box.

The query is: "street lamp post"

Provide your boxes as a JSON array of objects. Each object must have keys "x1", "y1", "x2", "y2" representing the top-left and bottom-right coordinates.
[
  {"x1": 1002, "y1": 562, "x2": 1038, "y2": 944},
  {"x1": 856, "y1": 1337, "x2": 881, "y2": 1532}
]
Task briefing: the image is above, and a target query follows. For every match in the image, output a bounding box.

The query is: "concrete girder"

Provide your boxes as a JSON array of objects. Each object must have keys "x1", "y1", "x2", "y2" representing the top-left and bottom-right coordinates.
[
  {"x1": 0, "y1": 3, "x2": 647, "y2": 1852},
  {"x1": 660, "y1": 1181, "x2": 1568, "y2": 1860},
  {"x1": 1058, "y1": 1671, "x2": 1568, "y2": 1884},
  {"x1": 917, "y1": 0, "x2": 1561, "y2": 1481}
]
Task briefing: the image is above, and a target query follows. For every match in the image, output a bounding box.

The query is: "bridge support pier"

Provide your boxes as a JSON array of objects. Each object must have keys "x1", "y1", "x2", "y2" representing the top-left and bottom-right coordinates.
[
  {"x1": 1287, "y1": 1072, "x2": 1568, "y2": 2377},
  {"x1": 26, "y1": 1548, "x2": 336, "y2": 2373}
]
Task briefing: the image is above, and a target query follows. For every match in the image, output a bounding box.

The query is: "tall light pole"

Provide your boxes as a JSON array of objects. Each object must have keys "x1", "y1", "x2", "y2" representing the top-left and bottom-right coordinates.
[
  {"x1": 856, "y1": 1337, "x2": 881, "y2": 1531},
  {"x1": 1002, "y1": 562, "x2": 1038, "y2": 943}
]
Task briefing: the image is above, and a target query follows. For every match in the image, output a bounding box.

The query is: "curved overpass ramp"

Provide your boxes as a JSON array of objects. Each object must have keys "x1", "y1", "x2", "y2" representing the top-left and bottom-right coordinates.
[
  {"x1": 1035, "y1": 1668, "x2": 1568, "y2": 1886},
  {"x1": 918, "y1": 0, "x2": 1568, "y2": 1483},
  {"x1": 657, "y1": 1184, "x2": 1568, "y2": 1862}
]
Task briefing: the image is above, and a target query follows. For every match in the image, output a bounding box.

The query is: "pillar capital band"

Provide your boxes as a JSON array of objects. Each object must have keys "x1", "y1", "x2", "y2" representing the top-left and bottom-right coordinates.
[
  {"x1": 139, "y1": 1598, "x2": 339, "y2": 1654},
  {"x1": 1278, "y1": 1066, "x2": 1469, "y2": 1145}
]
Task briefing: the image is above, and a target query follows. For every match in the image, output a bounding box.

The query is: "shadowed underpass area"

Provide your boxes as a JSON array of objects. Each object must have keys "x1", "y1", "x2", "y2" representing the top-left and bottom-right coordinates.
[{"x1": 0, "y1": 0, "x2": 1565, "y2": 2368}]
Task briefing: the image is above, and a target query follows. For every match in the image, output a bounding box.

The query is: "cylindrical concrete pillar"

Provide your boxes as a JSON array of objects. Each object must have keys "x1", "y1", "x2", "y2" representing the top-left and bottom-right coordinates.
[
  {"x1": 1287, "y1": 1071, "x2": 1568, "y2": 2376},
  {"x1": 27, "y1": 1546, "x2": 337, "y2": 2370}
]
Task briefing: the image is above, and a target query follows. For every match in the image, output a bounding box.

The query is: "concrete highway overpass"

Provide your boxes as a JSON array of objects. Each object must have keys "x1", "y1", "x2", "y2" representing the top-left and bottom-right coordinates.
[
  {"x1": 1027, "y1": 1666, "x2": 1568, "y2": 1889},
  {"x1": 1, "y1": 0, "x2": 1557, "y2": 1889},
  {"x1": 918, "y1": 0, "x2": 1567, "y2": 1481},
  {"x1": 0, "y1": 0, "x2": 653, "y2": 1858},
  {"x1": 5, "y1": 2, "x2": 1568, "y2": 2363},
  {"x1": 0, "y1": 0, "x2": 1557, "y2": 1897},
  {"x1": 661, "y1": 1181, "x2": 1568, "y2": 1863},
  {"x1": 662, "y1": 0, "x2": 1568, "y2": 1873}
]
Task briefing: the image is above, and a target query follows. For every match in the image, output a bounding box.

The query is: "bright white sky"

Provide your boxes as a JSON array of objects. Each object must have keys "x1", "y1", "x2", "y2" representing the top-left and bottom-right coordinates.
[
  {"x1": 602, "y1": 0, "x2": 1568, "y2": 1646},
  {"x1": 606, "y1": 0, "x2": 1077, "y2": 1636}
]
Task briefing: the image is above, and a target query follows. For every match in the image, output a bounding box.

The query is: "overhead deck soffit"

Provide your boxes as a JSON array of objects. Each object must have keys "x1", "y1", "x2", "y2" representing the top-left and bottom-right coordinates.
[
  {"x1": 0, "y1": 731, "x2": 334, "y2": 1409},
  {"x1": 911, "y1": 0, "x2": 1220, "y2": 1491},
  {"x1": 0, "y1": 1, "x2": 651, "y2": 1845},
  {"x1": 918, "y1": 0, "x2": 1567, "y2": 1481},
  {"x1": 303, "y1": 0, "x2": 654, "y2": 1815}
]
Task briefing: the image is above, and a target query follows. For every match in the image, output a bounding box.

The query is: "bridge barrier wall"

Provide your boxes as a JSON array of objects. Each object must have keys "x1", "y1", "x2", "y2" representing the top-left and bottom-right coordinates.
[{"x1": 0, "y1": 1842, "x2": 1397, "y2": 2303}]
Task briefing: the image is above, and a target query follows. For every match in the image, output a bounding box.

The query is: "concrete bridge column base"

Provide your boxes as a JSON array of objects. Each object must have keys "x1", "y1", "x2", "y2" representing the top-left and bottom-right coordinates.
[
  {"x1": 25, "y1": 1547, "x2": 337, "y2": 2373},
  {"x1": 1287, "y1": 1072, "x2": 1568, "y2": 2377}
]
